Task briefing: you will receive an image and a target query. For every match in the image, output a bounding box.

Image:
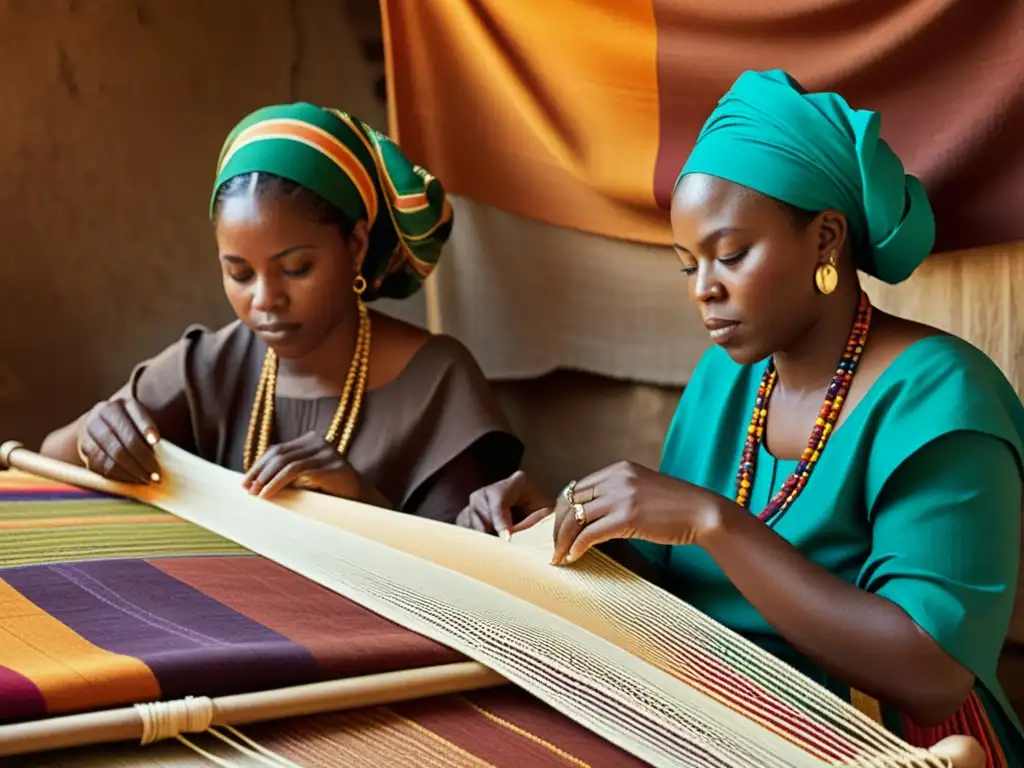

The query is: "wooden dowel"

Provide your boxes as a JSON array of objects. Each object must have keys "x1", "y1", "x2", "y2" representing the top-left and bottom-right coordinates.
[
  {"x1": 424, "y1": 268, "x2": 443, "y2": 335},
  {"x1": 213, "y1": 660, "x2": 503, "y2": 725},
  {"x1": 0, "y1": 707, "x2": 141, "y2": 758},
  {"x1": 0, "y1": 662, "x2": 506, "y2": 757},
  {"x1": 0, "y1": 441, "x2": 128, "y2": 497}
]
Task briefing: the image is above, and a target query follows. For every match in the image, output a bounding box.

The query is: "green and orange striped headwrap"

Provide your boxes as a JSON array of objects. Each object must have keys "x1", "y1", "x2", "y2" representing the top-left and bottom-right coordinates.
[{"x1": 211, "y1": 103, "x2": 453, "y2": 301}]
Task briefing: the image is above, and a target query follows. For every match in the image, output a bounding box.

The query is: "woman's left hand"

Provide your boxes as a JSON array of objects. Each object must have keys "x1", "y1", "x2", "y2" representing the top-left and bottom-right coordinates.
[
  {"x1": 551, "y1": 461, "x2": 724, "y2": 566},
  {"x1": 242, "y1": 431, "x2": 361, "y2": 500}
]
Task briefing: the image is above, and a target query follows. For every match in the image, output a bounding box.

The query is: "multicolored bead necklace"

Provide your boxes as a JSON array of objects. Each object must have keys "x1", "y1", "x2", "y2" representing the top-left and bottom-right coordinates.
[{"x1": 735, "y1": 290, "x2": 872, "y2": 524}]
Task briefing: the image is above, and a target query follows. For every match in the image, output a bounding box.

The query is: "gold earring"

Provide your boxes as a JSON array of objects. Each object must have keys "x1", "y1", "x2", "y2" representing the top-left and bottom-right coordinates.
[
  {"x1": 352, "y1": 274, "x2": 367, "y2": 299},
  {"x1": 815, "y1": 251, "x2": 838, "y2": 295}
]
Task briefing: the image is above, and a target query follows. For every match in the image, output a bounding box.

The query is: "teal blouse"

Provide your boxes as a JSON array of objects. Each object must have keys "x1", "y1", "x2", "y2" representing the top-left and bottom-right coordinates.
[{"x1": 632, "y1": 335, "x2": 1024, "y2": 752}]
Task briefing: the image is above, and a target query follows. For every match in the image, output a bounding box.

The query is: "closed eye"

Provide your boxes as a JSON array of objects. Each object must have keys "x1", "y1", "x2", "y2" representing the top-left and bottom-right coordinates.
[
  {"x1": 719, "y1": 249, "x2": 749, "y2": 265},
  {"x1": 283, "y1": 262, "x2": 312, "y2": 277},
  {"x1": 679, "y1": 248, "x2": 748, "y2": 276}
]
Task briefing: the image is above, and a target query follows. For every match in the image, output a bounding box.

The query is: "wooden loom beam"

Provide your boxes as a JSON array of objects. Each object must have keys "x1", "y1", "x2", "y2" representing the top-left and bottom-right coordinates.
[{"x1": 0, "y1": 661, "x2": 505, "y2": 758}]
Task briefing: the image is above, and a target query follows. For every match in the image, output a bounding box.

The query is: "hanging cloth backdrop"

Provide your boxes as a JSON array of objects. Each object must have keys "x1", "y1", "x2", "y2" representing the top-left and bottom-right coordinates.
[
  {"x1": 382, "y1": 0, "x2": 1024, "y2": 252},
  {"x1": 380, "y1": 0, "x2": 1024, "y2": 386}
]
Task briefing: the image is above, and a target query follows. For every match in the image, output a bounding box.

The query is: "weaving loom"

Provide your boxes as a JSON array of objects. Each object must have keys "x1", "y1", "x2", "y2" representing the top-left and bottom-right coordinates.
[{"x1": 0, "y1": 441, "x2": 988, "y2": 767}]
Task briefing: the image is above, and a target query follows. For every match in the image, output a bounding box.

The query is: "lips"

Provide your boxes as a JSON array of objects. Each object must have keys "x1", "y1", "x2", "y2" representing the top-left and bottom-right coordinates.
[
  {"x1": 703, "y1": 317, "x2": 740, "y2": 343},
  {"x1": 256, "y1": 322, "x2": 301, "y2": 341}
]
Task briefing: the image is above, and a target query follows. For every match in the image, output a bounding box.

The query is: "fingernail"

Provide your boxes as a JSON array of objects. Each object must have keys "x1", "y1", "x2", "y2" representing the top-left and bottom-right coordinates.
[
  {"x1": 150, "y1": 472, "x2": 161, "y2": 483},
  {"x1": 145, "y1": 431, "x2": 158, "y2": 446},
  {"x1": 499, "y1": 530, "x2": 511, "y2": 542}
]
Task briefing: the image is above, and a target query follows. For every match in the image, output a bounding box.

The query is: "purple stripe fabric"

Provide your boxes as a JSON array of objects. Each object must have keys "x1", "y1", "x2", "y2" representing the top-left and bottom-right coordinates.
[
  {"x1": 1, "y1": 559, "x2": 322, "y2": 698},
  {"x1": 0, "y1": 491, "x2": 110, "y2": 502},
  {"x1": 0, "y1": 665, "x2": 46, "y2": 721}
]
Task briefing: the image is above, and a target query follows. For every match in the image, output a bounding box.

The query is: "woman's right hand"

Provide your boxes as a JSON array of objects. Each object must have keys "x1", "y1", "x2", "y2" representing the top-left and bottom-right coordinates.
[
  {"x1": 456, "y1": 471, "x2": 556, "y2": 540},
  {"x1": 75, "y1": 398, "x2": 162, "y2": 485}
]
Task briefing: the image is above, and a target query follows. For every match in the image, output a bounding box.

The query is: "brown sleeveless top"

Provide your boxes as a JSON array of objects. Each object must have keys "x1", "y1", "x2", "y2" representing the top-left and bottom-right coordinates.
[{"x1": 112, "y1": 321, "x2": 523, "y2": 523}]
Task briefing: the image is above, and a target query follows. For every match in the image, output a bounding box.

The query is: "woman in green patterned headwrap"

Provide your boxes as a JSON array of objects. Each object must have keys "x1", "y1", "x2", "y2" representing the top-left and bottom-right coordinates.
[
  {"x1": 41, "y1": 103, "x2": 523, "y2": 523},
  {"x1": 463, "y1": 71, "x2": 1024, "y2": 763}
]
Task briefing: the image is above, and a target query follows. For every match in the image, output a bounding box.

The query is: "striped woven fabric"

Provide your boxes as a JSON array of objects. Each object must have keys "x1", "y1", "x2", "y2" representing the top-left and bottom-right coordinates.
[
  {"x1": 383, "y1": 0, "x2": 1024, "y2": 253},
  {"x1": 3, "y1": 471, "x2": 1015, "y2": 766},
  {"x1": 0, "y1": 470, "x2": 639, "y2": 765}
]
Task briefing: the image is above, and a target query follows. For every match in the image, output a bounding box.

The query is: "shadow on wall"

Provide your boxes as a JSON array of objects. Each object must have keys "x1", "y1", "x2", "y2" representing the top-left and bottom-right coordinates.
[
  {"x1": 495, "y1": 370, "x2": 682, "y2": 496},
  {"x1": 0, "y1": 0, "x2": 387, "y2": 448}
]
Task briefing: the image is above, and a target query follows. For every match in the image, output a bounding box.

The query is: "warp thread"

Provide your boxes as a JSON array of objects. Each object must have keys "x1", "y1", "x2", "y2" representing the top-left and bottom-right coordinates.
[
  {"x1": 134, "y1": 696, "x2": 214, "y2": 745},
  {"x1": 134, "y1": 696, "x2": 302, "y2": 767}
]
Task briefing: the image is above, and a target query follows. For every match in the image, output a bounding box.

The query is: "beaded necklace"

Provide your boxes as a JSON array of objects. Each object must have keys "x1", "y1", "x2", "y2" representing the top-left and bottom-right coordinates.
[
  {"x1": 735, "y1": 291, "x2": 872, "y2": 524},
  {"x1": 242, "y1": 299, "x2": 372, "y2": 472}
]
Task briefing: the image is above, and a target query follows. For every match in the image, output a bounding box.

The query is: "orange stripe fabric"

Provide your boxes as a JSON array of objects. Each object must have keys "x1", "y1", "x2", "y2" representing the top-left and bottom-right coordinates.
[
  {"x1": 384, "y1": 1, "x2": 1024, "y2": 253},
  {"x1": 383, "y1": 0, "x2": 665, "y2": 244},
  {"x1": 0, "y1": 579, "x2": 160, "y2": 713},
  {"x1": 0, "y1": 514, "x2": 179, "y2": 530},
  {"x1": 222, "y1": 119, "x2": 379, "y2": 222},
  {"x1": 0, "y1": 470, "x2": 78, "y2": 493},
  {"x1": 330, "y1": 110, "x2": 426, "y2": 211}
]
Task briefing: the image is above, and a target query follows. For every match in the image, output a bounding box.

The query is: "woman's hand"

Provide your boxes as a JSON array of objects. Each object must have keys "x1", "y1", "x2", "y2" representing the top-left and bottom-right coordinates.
[
  {"x1": 456, "y1": 471, "x2": 556, "y2": 539},
  {"x1": 242, "y1": 431, "x2": 361, "y2": 500},
  {"x1": 76, "y1": 398, "x2": 162, "y2": 485},
  {"x1": 551, "y1": 461, "x2": 724, "y2": 565}
]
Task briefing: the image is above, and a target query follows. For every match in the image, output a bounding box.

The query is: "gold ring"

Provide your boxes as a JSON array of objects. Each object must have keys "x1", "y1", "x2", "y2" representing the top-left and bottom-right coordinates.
[
  {"x1": 563, "y1": 480, "x2": 577, "y2": 505},
  {"x1": 76, "y1": 442, "x2": 91, "y2": 472},
  {"x1": 573, "y1": 503, "x2": 587, "y2": 527}
]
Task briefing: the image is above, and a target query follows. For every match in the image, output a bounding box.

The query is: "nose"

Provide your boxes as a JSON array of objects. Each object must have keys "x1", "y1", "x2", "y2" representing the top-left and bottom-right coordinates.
[
  {"x1": 251, "y1": 276, "x2": 286, "y2": 313},
  {"x1": 692, "y1": 263, "x2": 724, "y2": 304}
]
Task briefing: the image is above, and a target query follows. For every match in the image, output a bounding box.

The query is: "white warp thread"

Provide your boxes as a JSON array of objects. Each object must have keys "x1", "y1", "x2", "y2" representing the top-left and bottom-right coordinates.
[{"x1": 134, "y1": 696, "x2": 214, "y2": 745}]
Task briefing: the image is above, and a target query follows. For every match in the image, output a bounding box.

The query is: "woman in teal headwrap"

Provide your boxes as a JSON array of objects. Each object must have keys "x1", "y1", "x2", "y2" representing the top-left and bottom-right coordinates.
[
  {"x1": 461, "y1": 71, "x2": 1024, "y2": 762},
  {"x1": 40, "y1": 103, "x2": 523, "y2": 522}
]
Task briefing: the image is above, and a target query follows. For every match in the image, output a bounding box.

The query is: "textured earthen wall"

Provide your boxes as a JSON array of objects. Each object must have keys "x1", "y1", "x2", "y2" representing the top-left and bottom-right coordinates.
[{"x1": 0, "y1": 0, "x2": 401, "y2": 447}]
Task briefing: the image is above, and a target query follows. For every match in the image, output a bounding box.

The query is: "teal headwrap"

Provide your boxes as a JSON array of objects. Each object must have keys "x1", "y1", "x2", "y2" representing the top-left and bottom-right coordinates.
[
  {"x1": 677, "y1": 70, "x2": 934, "y2": 285},
  {"x1": 211, "y1": 103, "x2": 453, "y2": 301}
]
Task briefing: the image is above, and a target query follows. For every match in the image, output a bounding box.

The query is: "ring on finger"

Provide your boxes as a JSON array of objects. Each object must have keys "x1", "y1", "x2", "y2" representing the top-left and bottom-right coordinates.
[
  {"x1": 77, "y1": 442, "x2": 91, "y2": 472},
  {"x1": 573, "y1": 502, "x2": 587, "y2": 527},
  {"x1": 562, "y1": 480, "x2": 577, "y2": 505}
]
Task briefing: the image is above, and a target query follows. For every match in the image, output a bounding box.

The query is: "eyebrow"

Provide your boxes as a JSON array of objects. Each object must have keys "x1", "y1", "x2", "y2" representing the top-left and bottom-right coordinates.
[
  {"x1": 672, "y1": 227, "x2": 744, "y2": 254},
  {"x1": 220, "y1": 245, "x2": 316, "y2": 263}
]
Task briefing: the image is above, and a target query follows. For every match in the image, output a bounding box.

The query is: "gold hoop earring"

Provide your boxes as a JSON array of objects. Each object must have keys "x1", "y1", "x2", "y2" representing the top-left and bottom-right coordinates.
[
  {"x1": 353, "y1": 274, "x2": 367, "y2": 298},
  {"x1": 815, "y1": 251, "x2": 838, "y2": 295}
]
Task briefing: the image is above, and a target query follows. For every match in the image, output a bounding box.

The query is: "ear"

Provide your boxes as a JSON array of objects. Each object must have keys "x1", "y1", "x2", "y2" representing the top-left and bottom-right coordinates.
[
  {"x1": 347, "y1": 219, "x2": 371, "y2": 274},
  {"x1": 813, "y1": 210, "x2": 850, "y2": 266}
]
